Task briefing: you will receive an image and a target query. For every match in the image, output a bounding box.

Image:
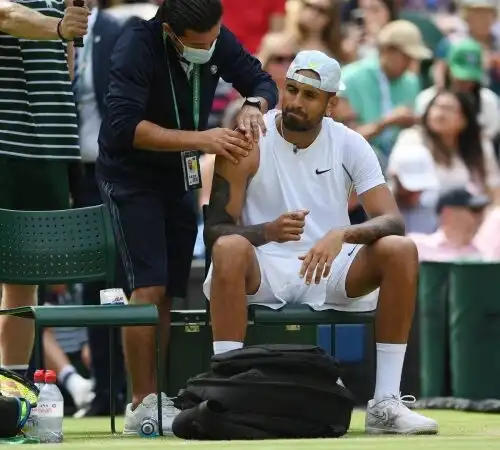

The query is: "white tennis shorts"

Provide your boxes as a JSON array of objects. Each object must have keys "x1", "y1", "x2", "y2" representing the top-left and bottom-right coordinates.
[{"x1": 203, "y1": 243, "x2": 378, "y2": 312}]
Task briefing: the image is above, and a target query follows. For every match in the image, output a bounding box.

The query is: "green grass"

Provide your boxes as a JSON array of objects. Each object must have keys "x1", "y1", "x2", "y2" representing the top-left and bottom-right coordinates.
[{"x1": 43, "y1": 410, "x2": 500, "y2": 450}]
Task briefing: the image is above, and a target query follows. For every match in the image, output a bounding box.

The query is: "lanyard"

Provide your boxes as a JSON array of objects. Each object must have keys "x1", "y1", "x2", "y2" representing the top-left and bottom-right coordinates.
[{"x1": 164, "y1": 41, "x2": 200, "y2": 131}]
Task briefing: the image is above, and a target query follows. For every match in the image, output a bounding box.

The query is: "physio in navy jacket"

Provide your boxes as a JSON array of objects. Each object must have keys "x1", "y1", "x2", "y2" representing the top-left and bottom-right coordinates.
[
  {"x1": 71, "y1": 6, "x2": 127, "y2": 418},
  {"x1": 96, "y1": 0, "x2": 278, "y2": 435}
]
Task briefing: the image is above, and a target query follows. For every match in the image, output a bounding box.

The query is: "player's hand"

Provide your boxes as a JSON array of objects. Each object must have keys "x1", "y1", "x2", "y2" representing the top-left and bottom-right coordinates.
[
  {"x1": 60, "y1": 2, "x2": 90, "y2": 40},
  {"x1": 237, "y1": 105, "x2": 266, "y2": 143},
  {"x1": 299, "y1": 230, "x2": 344, "y2": 285},
  {"x1": 198, "y1": 128, "x2": 253, "y2": 165},
  {"x1": 265, "y1": 210, "x2": 309, "y2": 243}
]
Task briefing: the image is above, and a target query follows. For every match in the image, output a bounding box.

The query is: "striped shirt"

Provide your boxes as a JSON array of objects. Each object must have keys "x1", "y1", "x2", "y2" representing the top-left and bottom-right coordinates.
[{"x1": 0, "y1": 0, "x2": 80, "y2": 159}]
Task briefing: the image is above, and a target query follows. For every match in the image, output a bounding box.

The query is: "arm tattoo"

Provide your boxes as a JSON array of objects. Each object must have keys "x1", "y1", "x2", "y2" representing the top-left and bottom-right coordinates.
[
  {"x1": 343, "y1": 215, "x2": 405, "y2": 245},
  {"x1": 204, "y1": 174, "x2": 268, "y2": 250}
]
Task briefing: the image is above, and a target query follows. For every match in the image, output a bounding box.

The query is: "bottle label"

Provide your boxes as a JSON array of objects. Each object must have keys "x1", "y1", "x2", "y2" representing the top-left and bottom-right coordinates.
[{"x1": 36, "y1": 401, "x2": 63, "y2": 417}]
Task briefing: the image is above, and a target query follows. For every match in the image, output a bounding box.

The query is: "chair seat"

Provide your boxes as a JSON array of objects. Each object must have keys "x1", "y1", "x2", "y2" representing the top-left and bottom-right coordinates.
[
  {"x1": 250, "y1": 304, "x2": 375, "y2": 324},
  {"x1": 0, "y1": 305, "x2": 159, "y2": 327},
  {"x1": 169, "y1": 305, "x2": 375, "y2": 326}
]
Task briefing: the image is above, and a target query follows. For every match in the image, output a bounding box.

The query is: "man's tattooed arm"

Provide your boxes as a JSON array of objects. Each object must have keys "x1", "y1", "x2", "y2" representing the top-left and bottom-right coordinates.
[
  {"x1": 204, "y1": 173, "x2": 270, "y2": 250},
  {"x1": 342, "y1": 215, "x2": 405, "y2": 245},
  {"x1": 341, "y1": 184, "x2": 405, "y2": 244}
]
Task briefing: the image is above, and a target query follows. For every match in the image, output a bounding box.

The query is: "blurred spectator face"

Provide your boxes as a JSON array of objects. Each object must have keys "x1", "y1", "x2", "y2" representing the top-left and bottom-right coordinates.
[
  {"x1": 463, "y1": 6, "x2": 497, "y2": 40},
  {"x1": 441, "y1": 205, "x2": 485, "y2": 241},
  {"x1": 360, "y1": 0, "x2": 391, "y2": 37},
  {"x1": 426, "y1": 92, "x2": 466, "y2": 137},
  {"x1": 258, "y1": 33, "x2": 298, "y2": 91},
  {"x1": 379, "y1": 46, "x2": 413, "y2": 78},
  {"x1": 298, "y1": 0, "x2": 331, "y2": 33},
  {"x1": 282, "y1": 69, "x2": 334, "y2": 131}
]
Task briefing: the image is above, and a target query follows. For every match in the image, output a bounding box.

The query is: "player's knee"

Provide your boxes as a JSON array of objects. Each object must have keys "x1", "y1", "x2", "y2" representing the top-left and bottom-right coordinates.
[
  {"x1": 132, "y1": 286, "x2": 166, "y2": 306},
  {"x1": 376, "y1": 235, "x2": 418, "y2": 268},
  {"x1": 212, "y1": 235, "x2": 253, "y2": 271}
]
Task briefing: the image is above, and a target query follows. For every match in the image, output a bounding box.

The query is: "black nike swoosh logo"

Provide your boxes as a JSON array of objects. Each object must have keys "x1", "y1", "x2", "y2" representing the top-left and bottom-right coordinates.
[
  {"x1": 347, "y1": 245, "x2": 358, "y2": 256},
  {"x1": 315, "y1": 169, "x2": 331, "y2": 175}
]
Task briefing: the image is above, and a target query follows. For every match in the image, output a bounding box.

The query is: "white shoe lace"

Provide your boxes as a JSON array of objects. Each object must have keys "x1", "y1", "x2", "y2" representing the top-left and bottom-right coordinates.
[{"x1": 384, "y1": 394, "x2": 417, "y2": 412}]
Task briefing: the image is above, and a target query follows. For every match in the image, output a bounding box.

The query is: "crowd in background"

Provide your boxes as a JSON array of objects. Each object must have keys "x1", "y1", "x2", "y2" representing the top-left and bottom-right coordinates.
[{"x1": 4, "y1": 0, "x2": 500, "y2": 417}]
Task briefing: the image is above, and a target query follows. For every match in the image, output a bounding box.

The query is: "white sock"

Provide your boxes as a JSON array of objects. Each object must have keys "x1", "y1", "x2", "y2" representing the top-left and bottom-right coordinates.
[
  {"x1": 3, "y1": 365, "x2": 28, "y2": 378},
  {"x1": 59, "y1": 364, "x2": 76, "y2": 385},
  {"x1": 373, "y1": 343, "x2": 407, "y2": 402},
  {"x1": 213, "y1": 341, "x2": 243, "y2": 355}
]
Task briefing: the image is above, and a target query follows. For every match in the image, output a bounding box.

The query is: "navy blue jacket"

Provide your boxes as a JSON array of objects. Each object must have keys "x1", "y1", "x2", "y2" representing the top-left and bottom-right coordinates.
[{"x1": 96, "y1": 19, "x2": 278, "y2": 182}]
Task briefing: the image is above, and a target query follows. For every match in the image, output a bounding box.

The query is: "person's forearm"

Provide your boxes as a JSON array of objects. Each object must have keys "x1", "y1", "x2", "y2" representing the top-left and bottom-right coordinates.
[
  {"x1": 204, "y1": 173, "x2": 270, "y2": 248},
  {"x1": 0, "y1": 1, "x2": 61, "y2": 39},
  {"x1": 341, "y1": 214, "x2": 405, "y2": 245},
  {"x1": 133, "y1": 120, "x2": 202, "y2": 152},
  {"x1": 355, "y1": 119, "x2": 388, "y2": 141}
]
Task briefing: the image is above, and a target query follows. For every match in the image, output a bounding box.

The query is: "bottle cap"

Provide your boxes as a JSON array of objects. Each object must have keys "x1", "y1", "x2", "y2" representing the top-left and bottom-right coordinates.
[
  {"x1": 45, "y1": 370, "x2": 57, "y2": 384},
  {"x1": 34, "y1": 369, "x2": 45, "y2": 383}
]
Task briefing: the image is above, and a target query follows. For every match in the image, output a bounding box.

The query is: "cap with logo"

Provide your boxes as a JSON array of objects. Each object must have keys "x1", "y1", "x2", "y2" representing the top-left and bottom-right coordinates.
[
  {"x1": 286, "y1": 50, "x2": 345, "y2": 93},
  {"x1": 436, "y1": 187, "x2": 490, "y2": 213},
  {"x1": 377, "y1": 20, "x2": 432, "y2": 60},
  {"x1": 447, "y1": 38, "x2": 484, "y2": 83},
  {"x1": 389, "y1": 145, "x2": 439, "y2": 192}
]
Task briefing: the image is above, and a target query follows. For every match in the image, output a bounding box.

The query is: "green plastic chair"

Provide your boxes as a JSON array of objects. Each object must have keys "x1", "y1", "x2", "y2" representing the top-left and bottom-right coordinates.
[{"x1": 0, "y1": 205, "x2": 163, "y2": 435}]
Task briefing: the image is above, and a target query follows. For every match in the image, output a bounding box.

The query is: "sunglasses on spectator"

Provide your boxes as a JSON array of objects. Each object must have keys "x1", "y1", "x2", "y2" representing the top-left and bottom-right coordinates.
[
  {"x1": 301, "y1": 0, "x2": 329, "y2": 15},
  {"x1": 268, "y1": 54, "x2": 297, "y2": 64}
]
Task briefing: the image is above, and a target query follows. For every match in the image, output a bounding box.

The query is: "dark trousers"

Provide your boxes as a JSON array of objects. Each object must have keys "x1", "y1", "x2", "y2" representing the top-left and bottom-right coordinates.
[{"x1": 71, "y1": 162, "x2": 126, "y2": 408}]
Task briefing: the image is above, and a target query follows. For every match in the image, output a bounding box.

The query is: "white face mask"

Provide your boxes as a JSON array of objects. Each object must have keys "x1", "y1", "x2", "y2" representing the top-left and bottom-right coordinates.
[
  {"x1": 165, "y1": 30, "x2": 216, "y2": 65},
  {"x1": 182, "y1": 40, "x2": 216, "y2": 64}
]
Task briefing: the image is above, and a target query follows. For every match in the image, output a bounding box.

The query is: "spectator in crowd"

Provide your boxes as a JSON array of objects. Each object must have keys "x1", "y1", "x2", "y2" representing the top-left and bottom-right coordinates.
[
  {"x1": 387, "y1": 143, "x2": 440, "y2": 233},
  {"x1": 338, "y1": 20, "x2": 431, "y2": 171},
  {"x1": 391, "y1": 90, "x2": 500, "y2": 233},
  {"x1": 434, "y1": 0, "x2": 500, "y2": 96},
  {"x1": 286, "y1": 0, "x2": 346, "y2": 62},
  {"x1": 417, "y1": 38, "x2": 500, "y2": 139},
  {"x1": 409, "y1": 187, "x2": 489, "y2": 261},
  {"x1": 221, "y1": 0, "x2": 286, "y2": 54},
  {"x1": 356, "y1": 0, "x2": 398, "y2": 58},
  {"x1": 71, "y1": 0, "x2": 127, "y2": 417},
  {"x1": 96, "y1": 0, "x2": 277, "y2": 434},
  {"x1": 0, "y1": 0, "x2": 89, "y2": 379},
  {"x1": 393, "y1": 90, "x2": 500, "y2": 201},
  {"x1": 257, "y1": 32, "x2": 300, "y2": 108}
]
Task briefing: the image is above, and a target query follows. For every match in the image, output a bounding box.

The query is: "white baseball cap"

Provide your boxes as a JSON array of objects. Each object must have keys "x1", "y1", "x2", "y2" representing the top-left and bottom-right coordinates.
[
  {"x1": 390, "y1": 145, "x2": 439, "y2": 191},
  {"x1": 286, "y1": 50, "x2": 345, "y2": 93}
]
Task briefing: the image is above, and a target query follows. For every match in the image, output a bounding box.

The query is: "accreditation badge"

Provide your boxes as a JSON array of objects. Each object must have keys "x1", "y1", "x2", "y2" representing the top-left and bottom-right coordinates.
[{"x1": 181, "y1": 150, "x2": 202, "y2": 190}]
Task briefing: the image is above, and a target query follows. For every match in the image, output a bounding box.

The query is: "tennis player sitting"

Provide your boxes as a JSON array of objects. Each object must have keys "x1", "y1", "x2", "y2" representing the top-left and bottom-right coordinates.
[{"x1": 203, "y1": 50, "x2": 438, "y2": 435}]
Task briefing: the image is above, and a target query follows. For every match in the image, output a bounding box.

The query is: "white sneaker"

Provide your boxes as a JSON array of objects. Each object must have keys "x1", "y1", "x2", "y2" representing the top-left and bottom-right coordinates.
[
  {"x1": 67, "y1": 374, "x2": 95, "y2": 410},
  {"x1": 123, "y1": 393, "x2": 180, "y2": 436},
  {"x1": 365, "y1": 395, "x2": 438, "y2": 435}
]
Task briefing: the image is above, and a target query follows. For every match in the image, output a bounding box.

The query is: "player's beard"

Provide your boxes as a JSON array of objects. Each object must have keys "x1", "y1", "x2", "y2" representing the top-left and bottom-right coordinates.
[{"x1": 282, "y1": 110, "x2": 312, "y2": 132}]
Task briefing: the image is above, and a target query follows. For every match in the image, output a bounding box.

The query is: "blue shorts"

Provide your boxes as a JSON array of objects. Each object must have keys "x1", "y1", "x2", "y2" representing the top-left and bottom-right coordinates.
[{"x1": 98, "y1": 177, "x2": 197, "y2": 297}]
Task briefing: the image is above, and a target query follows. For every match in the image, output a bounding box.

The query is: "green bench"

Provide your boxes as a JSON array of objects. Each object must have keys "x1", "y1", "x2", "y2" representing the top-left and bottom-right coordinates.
[{"x1": 0, "y1": 206, "x2": 163, "y2": 435}]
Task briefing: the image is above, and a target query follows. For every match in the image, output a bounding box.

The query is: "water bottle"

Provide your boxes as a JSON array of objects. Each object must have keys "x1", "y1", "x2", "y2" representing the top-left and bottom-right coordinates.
[
  {"x1": 34, "y1": 369, "x2": 45, "y2": 390},
  {"x1": 37, "y1": 370, "x2": 64, "y2": 443},
  {"x1": 23, "y1": 370, "x2": 46, "y2": 439}
]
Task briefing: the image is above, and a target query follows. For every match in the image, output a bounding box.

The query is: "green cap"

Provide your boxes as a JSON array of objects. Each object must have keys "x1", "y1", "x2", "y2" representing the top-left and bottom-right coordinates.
[{"x1": 448, "y1": 39, "x2": 484, "y2": 82}]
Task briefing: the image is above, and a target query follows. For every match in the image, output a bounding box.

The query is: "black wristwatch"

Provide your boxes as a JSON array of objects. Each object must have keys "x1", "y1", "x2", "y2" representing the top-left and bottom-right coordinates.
[{"x1": 243, "y1": 97, "x2": 262, "y2": 111}]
